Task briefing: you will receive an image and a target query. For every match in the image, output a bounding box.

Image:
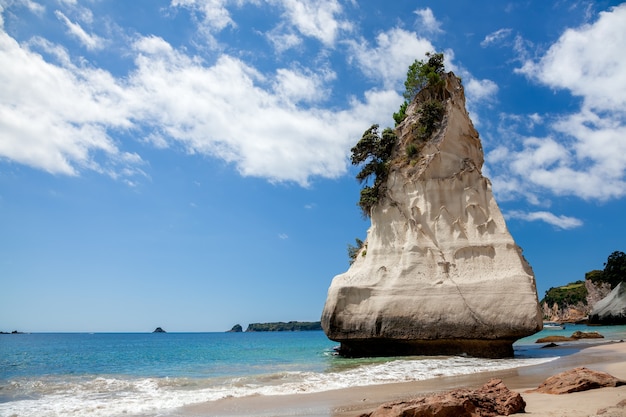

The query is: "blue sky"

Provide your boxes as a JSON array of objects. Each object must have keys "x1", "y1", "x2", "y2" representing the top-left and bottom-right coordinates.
[{"x1": 1, "y1": 0, "x2": 625, "y2": 332}]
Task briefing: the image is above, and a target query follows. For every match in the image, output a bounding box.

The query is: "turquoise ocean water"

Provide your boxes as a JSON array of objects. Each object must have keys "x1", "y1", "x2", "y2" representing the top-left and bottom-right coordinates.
[{"x1": 1, "y1": 325, "x2": 625, "y2": 417}]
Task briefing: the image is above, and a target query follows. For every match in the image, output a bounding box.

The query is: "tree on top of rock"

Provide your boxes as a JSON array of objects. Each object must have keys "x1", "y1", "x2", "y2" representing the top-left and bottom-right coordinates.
[
  {"x1": 404, "y1": 52, "x2": 445, "y2": 101},
  {"x1": 351, "y1": 124, "x2": 397, "y2": 217},
  {"x1": 394, "y1": 52, "x2": 446, "y2": 126}
]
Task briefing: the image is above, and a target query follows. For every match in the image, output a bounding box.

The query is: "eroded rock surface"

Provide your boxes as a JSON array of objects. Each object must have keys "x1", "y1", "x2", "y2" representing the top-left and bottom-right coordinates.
[
  {"x1": 321, "y1": 73, "x2": 542, "y2": 358},
  {"x1": 359, "y1": 379, "x2": 525, "y2": 417},
  {"x1": 528, "y1": 367, "x2": 626, "y2": 394},
  {"x1": 589, "y1": 282, "x2": 626, "y2": 325}
]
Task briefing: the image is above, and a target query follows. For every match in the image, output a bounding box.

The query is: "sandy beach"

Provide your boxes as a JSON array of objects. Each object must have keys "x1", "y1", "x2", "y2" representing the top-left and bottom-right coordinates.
[{"x1": 181, "y1": 340, "x2": 626, "y2": 417}]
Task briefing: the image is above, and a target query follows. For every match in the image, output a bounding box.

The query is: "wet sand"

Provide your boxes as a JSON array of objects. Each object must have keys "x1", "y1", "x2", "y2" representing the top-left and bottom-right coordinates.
[{"x1": 180, "y1": 341, "x2": 626, "y2": 417}]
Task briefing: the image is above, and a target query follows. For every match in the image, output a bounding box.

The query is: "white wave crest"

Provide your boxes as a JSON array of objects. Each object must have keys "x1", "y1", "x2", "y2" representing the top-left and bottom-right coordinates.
[{"x1": 0, "y1": 355, "x2": 557, "y2": 417}]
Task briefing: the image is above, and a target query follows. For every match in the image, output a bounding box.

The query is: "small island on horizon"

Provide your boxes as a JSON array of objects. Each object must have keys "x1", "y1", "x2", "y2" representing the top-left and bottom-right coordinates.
[{"x1": 227, "y1": 321, "x2": 322, "y2": 332}]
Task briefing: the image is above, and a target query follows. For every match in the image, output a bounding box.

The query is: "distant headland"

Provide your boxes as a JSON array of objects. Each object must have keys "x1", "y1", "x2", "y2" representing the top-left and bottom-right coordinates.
[{"x1": 227, "y1": 321, "x2": 322, "y2": 332}]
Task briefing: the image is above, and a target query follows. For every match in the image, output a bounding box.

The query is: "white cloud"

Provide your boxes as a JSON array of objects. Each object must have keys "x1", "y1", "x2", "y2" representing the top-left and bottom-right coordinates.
[
  {"x1": 278, "y1": 233, "x2": 288, "y2": 239},
  {"x1": 12, "y1": 0, "x2": 44, "y2": 15},
  {"x1": 480, "y1": 28, "x2": 512, "y2": 47},
  {"x1": 346, "y1": 27, "x2": 435, "y2": 89},
  {"x1": 414, "y1": 8, "x2": 442, "y2": 34},
  {"x1": 170, "y1": 0, "x2": 235, "y2": 33},
  {"x1": 171, "y1": 0, "x2": 351, "y2": 47},
  {"x1": 54, "y1": 10, "x2": 104, "y2": 50},
  {"x1": 266, "y1": 27, "x2": 302, "y2": 53},
  {"x1": 465, "y1": 78, "x2": 498, "y2": 103},
  {"x1": 518, "y1": 4, "x2": 626, "y2": 113},
  {"x1": 489, "y1": 4, "x2": 626, "y2": 202},
  {"x1": 273, "y1": 67, "x2": 333, "y2": 105},
  {"x1": 128, "y1": 37, "x2": 398, "y2": 184},
  {"x1": 0, "y1": 23, "x2": 399, "y2": 186},
  {"x1": 272, "y1": 0, "x2": 352, "y2": 46},
  {"x1": 0, "y1": 29, "x2": 141, "y2": 179},
  {"x1": 506, "y1": 210, "x2": 583, "y2": 230}
]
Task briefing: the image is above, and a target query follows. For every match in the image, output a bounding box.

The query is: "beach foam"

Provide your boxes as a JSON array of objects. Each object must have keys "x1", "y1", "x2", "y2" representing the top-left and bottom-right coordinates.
[{"x1": 0, "y1": 355, "x2": 557, "y2": 417}]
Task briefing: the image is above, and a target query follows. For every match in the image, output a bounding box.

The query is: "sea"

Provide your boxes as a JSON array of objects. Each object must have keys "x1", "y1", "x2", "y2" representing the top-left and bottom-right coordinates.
[{"x1": 1, "y1": 324, "x2": 625, "y2": 417}]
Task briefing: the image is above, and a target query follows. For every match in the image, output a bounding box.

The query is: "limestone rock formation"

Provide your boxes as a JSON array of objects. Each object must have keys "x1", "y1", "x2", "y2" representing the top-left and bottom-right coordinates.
[
  {"x1": 360, "y1": 379, "x2": 525, "y2": 417},
  {"x1": 321, "y1": 72, "x2": 543, "y2": 358},
  {"x1": 589, "y1": 282, "x2": 626, "y2": 324}
]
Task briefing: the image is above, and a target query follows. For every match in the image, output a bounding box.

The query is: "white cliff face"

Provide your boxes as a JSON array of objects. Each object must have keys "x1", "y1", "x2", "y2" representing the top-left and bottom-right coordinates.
[
  {"x1": 590, "y1": 282, "x2": 626, "y2": 324},
  {"x1": 321, "y1": 74, "x2": 543, "y2": 358}
]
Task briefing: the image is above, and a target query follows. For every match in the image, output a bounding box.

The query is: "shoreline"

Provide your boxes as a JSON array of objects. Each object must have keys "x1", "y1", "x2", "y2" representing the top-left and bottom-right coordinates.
[{"x1": 180, "y1": 340, "x2": 626, "y2": 417}]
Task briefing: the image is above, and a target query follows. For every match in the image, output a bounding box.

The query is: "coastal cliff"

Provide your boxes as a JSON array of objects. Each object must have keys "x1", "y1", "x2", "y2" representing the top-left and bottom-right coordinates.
[
  {"x1": 541, "y1": 279, "x2": 611, "y2": 323},
  {"x1": 246, "y1": 321, "x2": 322, "y2": 332},
  {"x1": 321, "y1": 71, "x2": 542, "y2": 358}
]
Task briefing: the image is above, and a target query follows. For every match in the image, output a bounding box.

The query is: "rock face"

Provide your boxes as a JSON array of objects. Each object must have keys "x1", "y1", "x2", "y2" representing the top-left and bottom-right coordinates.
[
  {"x1": 227, "y1": 324, "x2": 243, "y2": 332},
  {"x1": 536, "y1": 331, "x2": 604, "y2": 343},
  {"x1": 589, "y1": 282, "x2": 626, "y2": 324},
  {"x1": 360, "y1": 379, "x2": 525, "y2": 417},
  {"x1": 528, "y1": 367, "x2": 626, "y2": 394},
  {"x1": 540, "y1": 279, "x2": 611, "y2": 323},
  {"x1": 321, "y1": 73, "x2": 542, "y2": 358},
  {"x1": 246, "y1": 321, "x2": 322, "y2": 332}
]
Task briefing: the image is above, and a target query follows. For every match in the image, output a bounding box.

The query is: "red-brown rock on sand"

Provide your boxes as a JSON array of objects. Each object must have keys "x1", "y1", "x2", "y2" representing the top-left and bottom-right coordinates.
[
  {"x1": 360, "y1": 378, "x2": 525, "y2": 417},
  {"x1": 528, "y1": 367, "x2": 626, "y2": 394}
]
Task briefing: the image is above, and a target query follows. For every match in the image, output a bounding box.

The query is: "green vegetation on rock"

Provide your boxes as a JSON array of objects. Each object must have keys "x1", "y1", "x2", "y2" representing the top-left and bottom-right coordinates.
[
  {"x1": 347, "y1": 237, "x2": 365, "y2": 265},
  {"x1": 540, "y1": 250, "x2": 625, "y2": 315},
  {"x1": 351, "y1": 124, "x2": 397, "y2": 217},
  {"x1": 227, "y1": 324, "x2": 243, "y2": 332},
  {"x1": 541, "y1": 280, "x2": 588, "y2": 310},
  {"x1": 588, "y1": 250, "x2": 626, "y2": 289},
  {"x1": 393, "y1": 52, "x2": 445, "y2": 126},
  {"x1": 351, "y1": 52, "x2": 447, "y2": 218},
  {"x1": 245, "y1": 321, "x2": 322, "y2": 332}
]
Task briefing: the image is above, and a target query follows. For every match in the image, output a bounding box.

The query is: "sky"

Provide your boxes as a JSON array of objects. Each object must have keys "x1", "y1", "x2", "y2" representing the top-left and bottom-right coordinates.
[{"x1": 1, "y1": 0, "x2": 625, "y2": 333}]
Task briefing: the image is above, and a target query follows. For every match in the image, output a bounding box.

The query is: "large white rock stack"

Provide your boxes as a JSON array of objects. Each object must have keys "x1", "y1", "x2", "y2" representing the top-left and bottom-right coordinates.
[{"x1": 321, "y1": 73, "x2": 542, "y2": 358}]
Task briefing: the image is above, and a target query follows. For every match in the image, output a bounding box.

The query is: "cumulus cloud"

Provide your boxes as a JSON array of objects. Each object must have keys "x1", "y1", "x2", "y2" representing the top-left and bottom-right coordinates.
[
  {"x1": 170, "y1": 0, "x2": 235, "y2": 33},
  {"x1": 414, "y1": 8, "x2": 442, "y2": 34},
  {"x1": 0, "y1": 21, "x2": 398, "y2": 185},
  {"x1": 505, "y1": 210, "x2": 583, "y2": 230},
  {"x1": 0, "y1": 29, "x2": 141, "y2": 178},
  {"x1": 464, "y1": 78, "x2": 498, "y2": 103},
  {"x1": 127, "y1": 35, "x2": 400, "y2": 185},
  {"x1": 173, "y1": 0, "x2": 351, "y2": 47},
  {"x1": 518, "y1": 4, "x2": 626, "y2": 113},
  {"x1": 489, "y1": 4, "x2": 626, "y2": 202},
  {"x1": 272, "y1": 0, "x2": 352, "y2": 46},
  {"x1": 346, "y1": 27, "x2": 435, "y2": 89}
]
